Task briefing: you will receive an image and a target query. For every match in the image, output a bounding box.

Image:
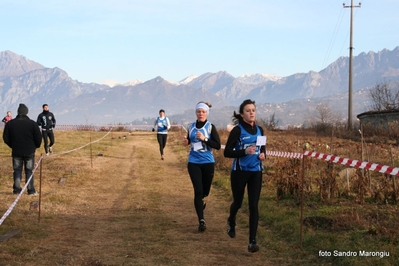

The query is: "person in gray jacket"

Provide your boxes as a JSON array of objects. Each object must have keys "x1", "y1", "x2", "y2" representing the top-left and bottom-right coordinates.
[{"x1": 3, "y1": 104, "x2": 42, "y2": 195}]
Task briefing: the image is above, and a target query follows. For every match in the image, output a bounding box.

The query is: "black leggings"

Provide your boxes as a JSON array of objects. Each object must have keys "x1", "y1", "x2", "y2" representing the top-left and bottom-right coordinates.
[
  {"x1": 228, "y1": 170, "x2": 262, "y2": 242},
  {"x1": 42, "y1": 130, "x2": 55, "y2": 154},
  {"x1": 157, "y1": 134, "x2": 168, "y2": 156},
  {"x1": 187, "y1": 162, "x2": 215, "y2": 221}
]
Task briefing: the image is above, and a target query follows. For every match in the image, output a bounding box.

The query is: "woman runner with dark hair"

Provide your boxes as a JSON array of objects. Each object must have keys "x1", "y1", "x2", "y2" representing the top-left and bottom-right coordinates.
[{"x1": 224, "y1": 99, "x2": 266, "y2": 253}]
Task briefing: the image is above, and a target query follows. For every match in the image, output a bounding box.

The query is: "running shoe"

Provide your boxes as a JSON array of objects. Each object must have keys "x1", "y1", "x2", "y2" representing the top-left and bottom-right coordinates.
[
  {"x1": 227, "y1": 220, "x2": 236, "y2": 238},
  {"x1": 49, "y1": 146, "x2": 53, "y2": 153},
  {"x1": 198, "y1": 219, "x2": 206, "y2": 232},
  {"x1": 248, "y1": 240, "x2": 259, "y2": 253}
]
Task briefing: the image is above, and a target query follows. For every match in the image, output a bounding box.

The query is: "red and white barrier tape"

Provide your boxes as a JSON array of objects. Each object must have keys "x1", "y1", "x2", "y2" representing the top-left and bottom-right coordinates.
[
  {"x1": 303, "y1": 151, "x2": 399, "y2": 177},
  {"x1": 3, "y1": 133, "x2": 397, "y2": 226},
  {"x1": 266, "y1": 150, "x2": 303, "y2": 159},
  {"x1": 266, "y1": 149, "x2": 399, "y2": 176}
]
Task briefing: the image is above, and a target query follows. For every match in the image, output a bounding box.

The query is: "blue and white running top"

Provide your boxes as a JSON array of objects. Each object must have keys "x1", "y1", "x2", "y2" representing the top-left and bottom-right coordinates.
[
  {"x1": 232, "y1": 124, "x2": 263, "y2": 171},
  {"x1": 188, "y1": 121, "x2": 214, "y2": 164},
  {"x1": 155, "y1": 117, "x2": 169, "y2": 134}
]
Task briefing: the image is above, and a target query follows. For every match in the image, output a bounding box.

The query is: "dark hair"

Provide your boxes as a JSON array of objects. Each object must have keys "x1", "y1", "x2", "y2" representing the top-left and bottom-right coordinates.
[
  {"x1": 232, "y1": 99, "x2": 256, "y2": 125},
  {"x1": 42, "y1": 104, "x2": 48, "y2": 108},
  {"x1": 159, "y1": 109, "x2": 165, "y2": 113},
  {"x1": 197, "y1": 101, "x2": 212, "y2": 108}
]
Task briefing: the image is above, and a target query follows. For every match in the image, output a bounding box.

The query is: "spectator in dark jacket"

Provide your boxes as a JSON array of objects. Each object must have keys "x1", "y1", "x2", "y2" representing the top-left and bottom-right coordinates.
[
  {"x1": 36, "y1": 104, "x2": 56, "y2": 155},
  {"x1": 3, "y1": 103, "x2": 42, "y2": 195}
]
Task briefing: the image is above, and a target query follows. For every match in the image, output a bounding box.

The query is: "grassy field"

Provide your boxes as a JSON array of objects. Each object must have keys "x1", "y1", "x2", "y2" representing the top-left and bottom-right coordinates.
[
  {"x1": 0, "y1": 128, "x2": 398, "y2": 265},
  {"x1": 212, "y1": 128, "x2": 399, "y2": 266}
]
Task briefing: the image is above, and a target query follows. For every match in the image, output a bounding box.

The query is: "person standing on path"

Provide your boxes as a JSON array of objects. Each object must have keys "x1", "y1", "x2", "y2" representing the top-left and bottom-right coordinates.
[
  {"x1": 182, "y1": 101, "x2": 221, "y2": 232},
  {"x1": 3, "y1": 104, "x2": 42, "y2": 195},
  {"x1": 2, "y1": 111, "x2": 12, "y2": 125},
  {"x1": 152, "y1": 109, "x2": 171, "y2": 160},
  {"x1": 37, "y1": 104, "x2": 56, "y2": 156},
  {"x1": 223, "y1": 99, "x2": 266, "y2": 253}
]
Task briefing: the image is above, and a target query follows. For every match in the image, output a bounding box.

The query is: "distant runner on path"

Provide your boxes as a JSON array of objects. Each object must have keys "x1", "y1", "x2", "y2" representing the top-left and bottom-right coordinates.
[{"x1": 152, "y1": 109, "x2": 171, "y2": 160}]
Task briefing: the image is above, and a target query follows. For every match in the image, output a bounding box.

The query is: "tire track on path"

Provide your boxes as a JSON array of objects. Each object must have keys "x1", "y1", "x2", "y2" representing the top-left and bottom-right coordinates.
[{"x1": 5, "y1": 131, "x2": 276, "y2": 265}]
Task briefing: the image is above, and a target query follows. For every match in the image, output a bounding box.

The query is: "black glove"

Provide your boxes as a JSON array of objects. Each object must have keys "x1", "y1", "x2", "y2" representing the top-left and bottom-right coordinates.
[
  {"x1": 163, "y1": 125, "x2": 168, "y2": 130},
  {"x1": 152, "y1": 128, "x2": 155, "y2": 132}
]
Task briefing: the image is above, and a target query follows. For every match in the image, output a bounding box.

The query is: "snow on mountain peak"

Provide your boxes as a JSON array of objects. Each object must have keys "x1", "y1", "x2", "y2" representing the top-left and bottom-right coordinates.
[
  {"x1": 236, "y1": 73, "x2": 281, "y2": 84},
  {"x1": 179, "y1": 75, "x2": 198, "y2": 84},
  {"x1": 123, "y1": 79, "x2": 143, "y2": 86}
]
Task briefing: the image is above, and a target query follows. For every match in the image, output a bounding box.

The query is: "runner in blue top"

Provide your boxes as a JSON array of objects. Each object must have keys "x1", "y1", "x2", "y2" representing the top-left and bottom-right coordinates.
[
  {"x1": 224, "y1": 99, "x2": 266, "y2": 253},
  {"x1": 182, "y1": 101, "x2": 221, "y2": 232},
  {"x1": 152, "y1": 109, "x2": 171, "y2": 160}
]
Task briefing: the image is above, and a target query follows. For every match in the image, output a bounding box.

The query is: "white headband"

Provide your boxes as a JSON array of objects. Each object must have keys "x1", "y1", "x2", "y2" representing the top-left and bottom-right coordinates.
[{"x1": 196, "y1": 103, "x2": 209, "y2": 113}]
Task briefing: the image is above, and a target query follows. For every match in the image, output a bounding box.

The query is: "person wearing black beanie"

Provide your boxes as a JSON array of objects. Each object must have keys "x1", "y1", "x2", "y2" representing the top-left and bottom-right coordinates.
[
  {"x1": 17, "y1": 103, "x2": 29, "y2": 116},
  {"x1": 3, "y1": 103, "x2": 42, "y2": 195},
  {"x1": 36, "y1": 104, "x2": 56, "y2": 156}
]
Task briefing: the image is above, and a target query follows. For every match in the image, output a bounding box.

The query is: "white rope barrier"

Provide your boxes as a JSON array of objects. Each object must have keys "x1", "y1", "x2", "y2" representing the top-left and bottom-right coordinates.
[
  {"x1": 3, "y1": 128, "x2": 398, "y2": 228},
  {"x1": 0, "y1": 157, "x2": 42, "y2": 225},
  {"x1": 0, "y1": 127, "x2": 114, "y2": 226},
  {"x1": 46, "y1": 127, "x2": 114, "y2": 157}
]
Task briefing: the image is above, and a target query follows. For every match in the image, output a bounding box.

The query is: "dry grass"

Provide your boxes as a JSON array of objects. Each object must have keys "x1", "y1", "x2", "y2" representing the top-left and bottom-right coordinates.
[
  {"x1": 0, "y1": 128, "x2": 398, "y2": 265},
  {"x1": 0, "y1": 130, "x2": 274, "y2": 266}
]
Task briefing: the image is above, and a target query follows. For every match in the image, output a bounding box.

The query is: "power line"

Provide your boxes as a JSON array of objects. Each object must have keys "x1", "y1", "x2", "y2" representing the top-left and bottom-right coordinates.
[
  {"x1": 321, "y1": 8, "x2": 346, "y2": 70},
  {"x1": 343, "y1": 0, "x2": 361, "y2": 129}
]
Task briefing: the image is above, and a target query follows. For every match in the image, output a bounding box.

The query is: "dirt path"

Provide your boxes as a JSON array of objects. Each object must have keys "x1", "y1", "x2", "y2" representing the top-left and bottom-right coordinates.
[{"x1": 4, "y1": 131, "x2": 276, "y2": 266}]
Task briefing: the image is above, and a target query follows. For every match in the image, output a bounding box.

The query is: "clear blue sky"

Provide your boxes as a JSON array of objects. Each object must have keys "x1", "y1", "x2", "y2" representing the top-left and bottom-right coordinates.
[{"x1": 1, "y1": 0, "x2": 398, "y2": 85}]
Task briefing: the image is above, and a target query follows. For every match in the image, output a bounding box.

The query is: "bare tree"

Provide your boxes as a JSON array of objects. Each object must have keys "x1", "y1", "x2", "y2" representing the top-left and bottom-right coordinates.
[
  {"x1": 315, "y1": 103, "x2": 335, "y2": 125},
  {"x1": 315, "y1": 103, "x2": 342, "y2": 126},
  {"x1": 369, "y1": 81, "x2": 399, "y2": 111},
  {"x1": 304, "y1": 102, "x2": 341, "y2": 129},
  {"x1": 259, "y1": 112, "x2": 280, "y2": 130}
]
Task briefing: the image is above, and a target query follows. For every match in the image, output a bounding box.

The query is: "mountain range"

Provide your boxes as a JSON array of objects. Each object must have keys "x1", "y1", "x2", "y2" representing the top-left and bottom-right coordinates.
[{"x1": 1, "y1": 47, "x2": 399, "y2": 128}]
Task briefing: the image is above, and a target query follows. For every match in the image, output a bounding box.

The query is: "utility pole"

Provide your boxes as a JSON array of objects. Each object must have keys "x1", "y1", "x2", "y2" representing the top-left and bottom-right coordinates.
[{"x1": 343, "y1": 0, "x2": 361, "y2": 129}]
